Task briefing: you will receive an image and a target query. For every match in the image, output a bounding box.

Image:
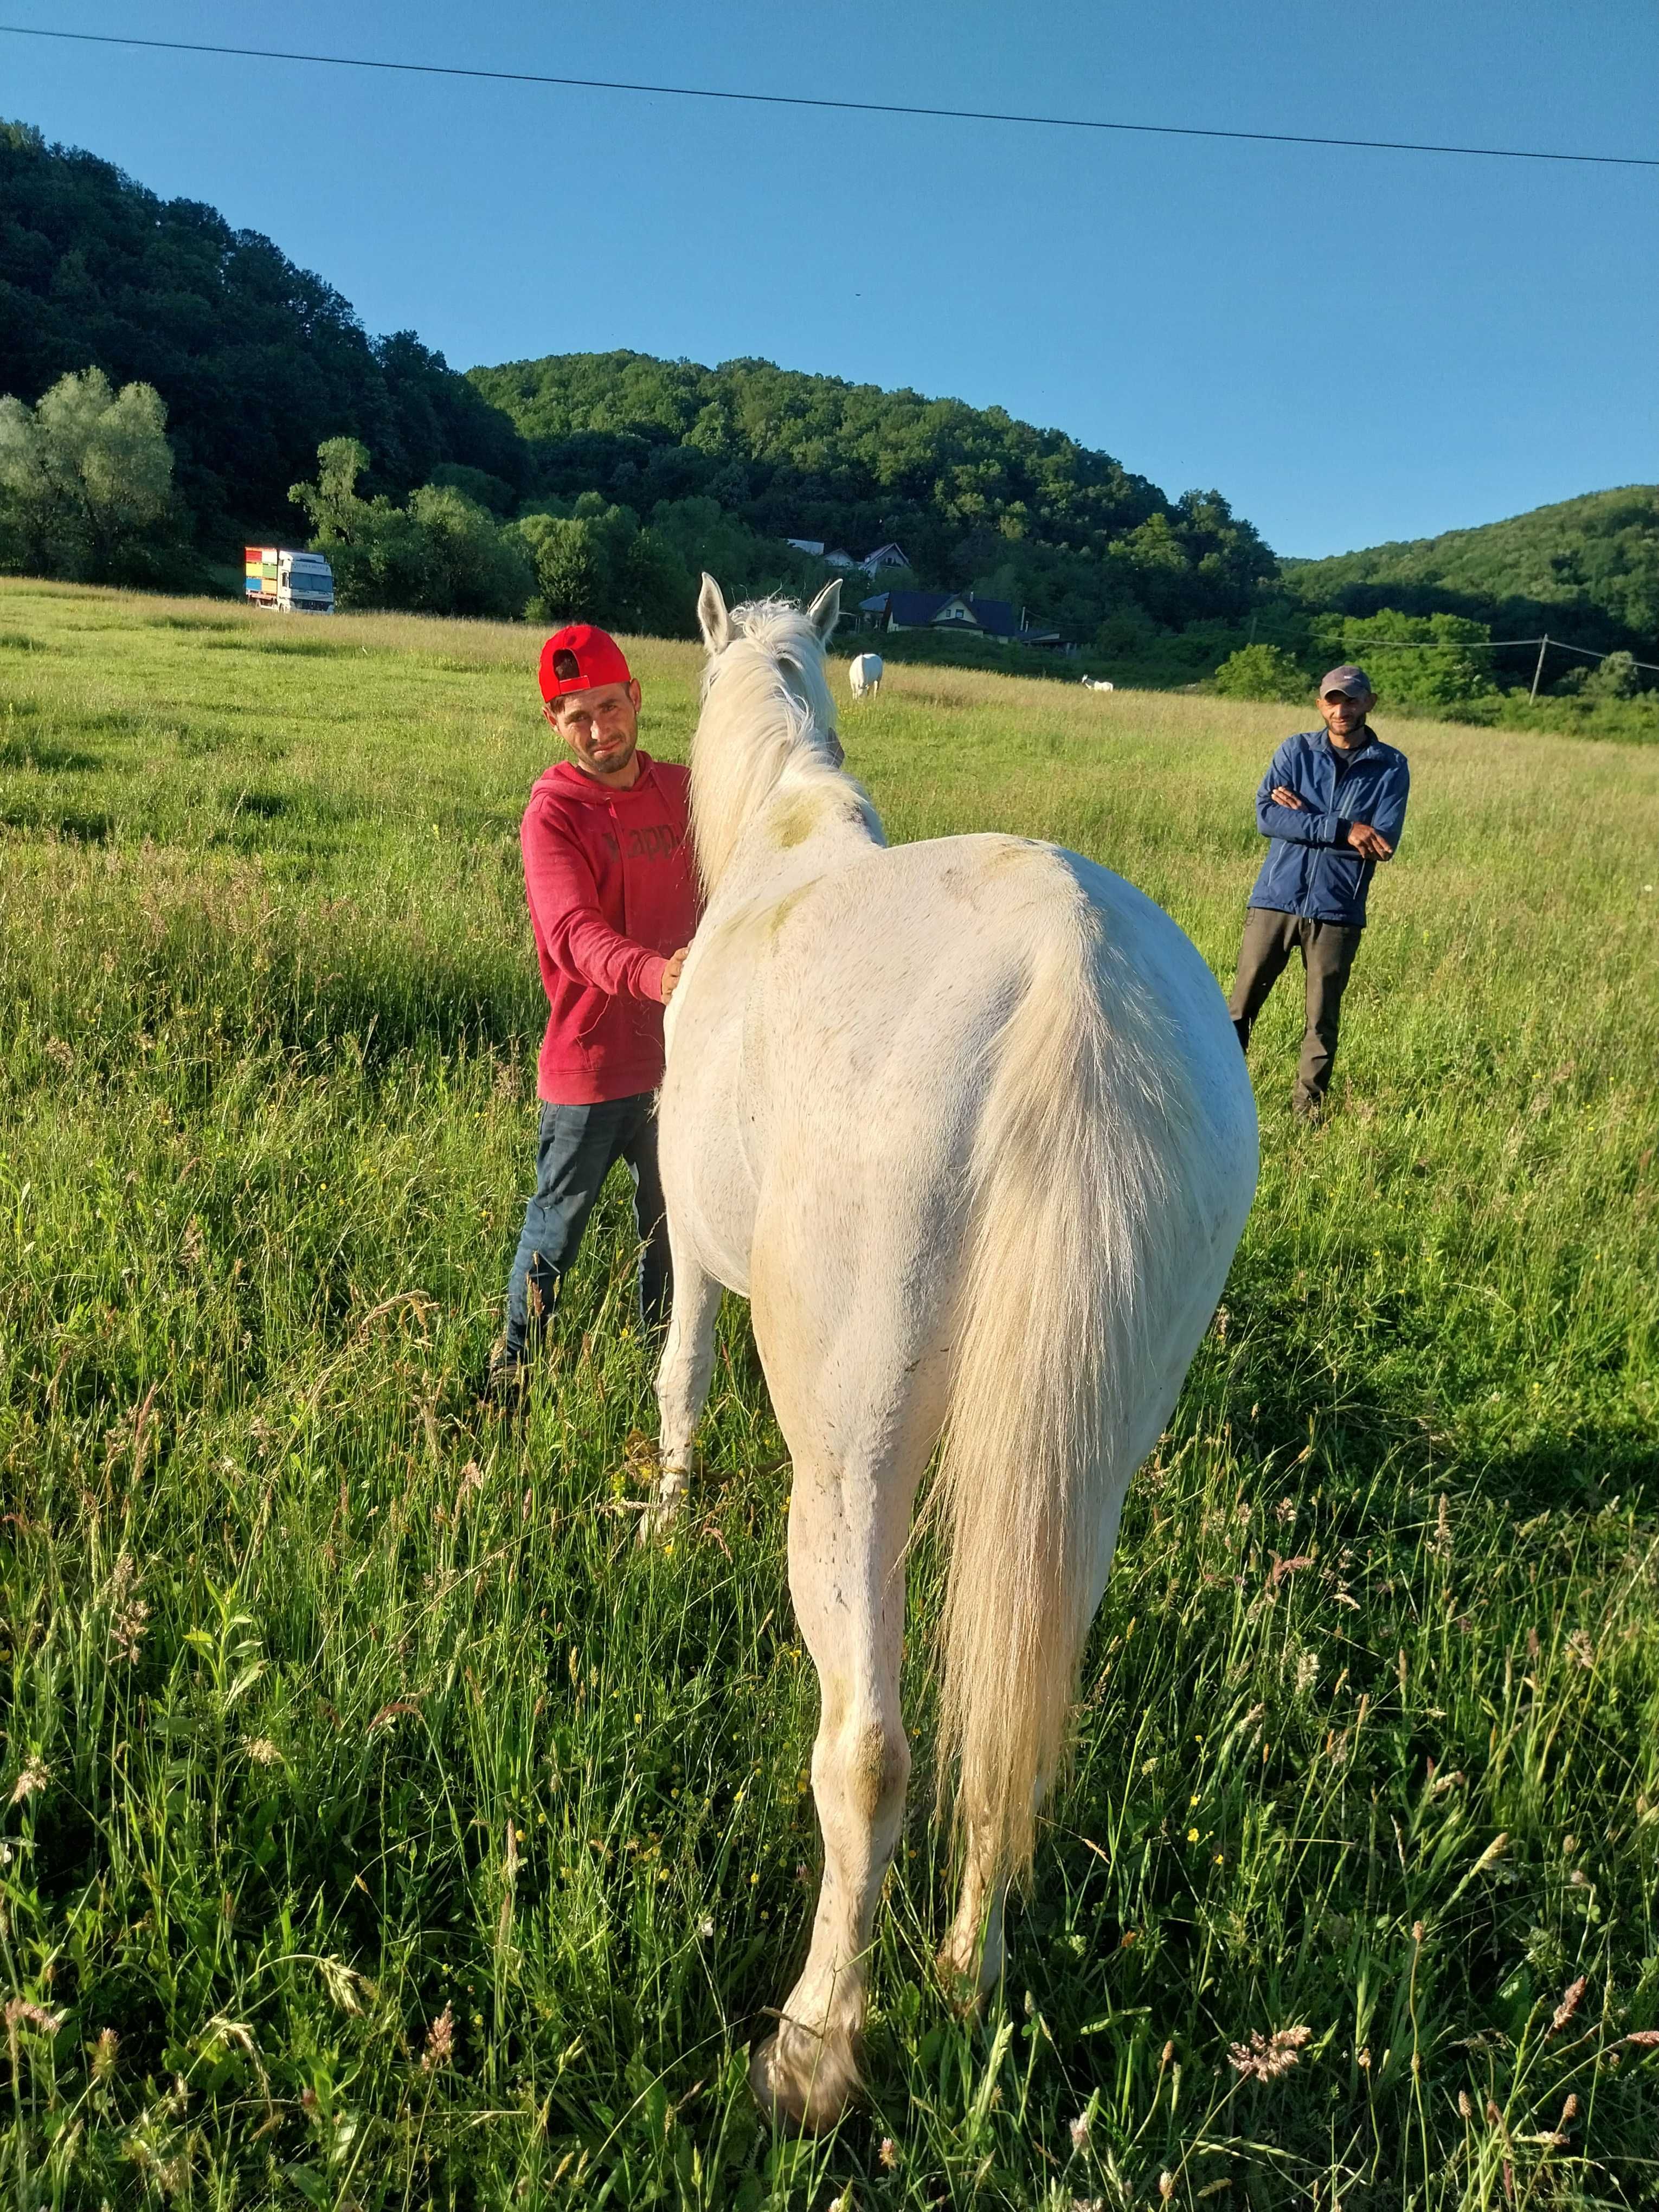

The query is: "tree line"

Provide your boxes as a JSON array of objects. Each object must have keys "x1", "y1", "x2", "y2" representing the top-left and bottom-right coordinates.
[{"x1": 0, "y1": 115, "x2": 1652, "y2": 736}]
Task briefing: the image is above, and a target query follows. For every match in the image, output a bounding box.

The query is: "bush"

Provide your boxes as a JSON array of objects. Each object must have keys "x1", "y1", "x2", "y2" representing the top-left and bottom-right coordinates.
[
  {"x1": 0, "y1": 367, "x2": 181, "y2": 580},
  {"x1": 511, "y1": 503, "x2": 696, "y2": 636},
  {"x1": 1214, "y1": 643, "x2": 1309, "y2": 702},
  {"x1": 288, "y1": 441, "x2": 532, "y2": 619},
  {"x1": 1312, "y1": 608, "x2": 1496, "y2": 717},
  {"x1": 1582, "y1": 649, "x2": 1642, "y2": 700}
]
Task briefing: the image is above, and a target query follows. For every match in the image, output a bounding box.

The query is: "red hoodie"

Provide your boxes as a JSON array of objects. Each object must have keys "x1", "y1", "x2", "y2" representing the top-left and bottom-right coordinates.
[{"x1": 520, "y1": 751, "x2": 699, "y2": 1104}]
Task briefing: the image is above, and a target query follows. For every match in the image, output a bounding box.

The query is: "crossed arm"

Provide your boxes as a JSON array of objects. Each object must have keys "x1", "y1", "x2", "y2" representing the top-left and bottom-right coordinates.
[{"x1": 1257, "y1": 751, "x2": 1409, "y2": 861}]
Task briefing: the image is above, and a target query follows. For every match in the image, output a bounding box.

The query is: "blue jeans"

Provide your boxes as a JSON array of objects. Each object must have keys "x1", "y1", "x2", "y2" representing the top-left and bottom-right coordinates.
[{"x1": 503, "y1": 1093, "x2": 672, "y2": 1358}]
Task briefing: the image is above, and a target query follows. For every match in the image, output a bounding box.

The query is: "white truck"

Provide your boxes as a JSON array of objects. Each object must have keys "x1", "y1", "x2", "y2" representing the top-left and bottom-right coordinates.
[{"x1": 245, "y1": 546, "x2": 335, "y2": 613}]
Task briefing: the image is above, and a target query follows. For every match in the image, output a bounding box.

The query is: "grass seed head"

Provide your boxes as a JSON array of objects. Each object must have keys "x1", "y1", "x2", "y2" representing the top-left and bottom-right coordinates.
[
  {"x1": 1549, "y1": 1976, "x2": 1587, "y2": 2033},
  {"x1": 10, "y1": 1759, "x2": 48, "y2": 1806},
  {"x1": 1228, "y1": 2023, "x2": 1311, "y2": 2080},
  {"x1": 421, "y1": 2002, "x2": 455, "y2": 2072}
]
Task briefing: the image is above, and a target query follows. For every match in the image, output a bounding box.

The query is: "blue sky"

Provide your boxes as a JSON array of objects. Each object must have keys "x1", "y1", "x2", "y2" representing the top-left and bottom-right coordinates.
[{"x1": 3, "y1": 0, "x2": 1655, "y2": 556}]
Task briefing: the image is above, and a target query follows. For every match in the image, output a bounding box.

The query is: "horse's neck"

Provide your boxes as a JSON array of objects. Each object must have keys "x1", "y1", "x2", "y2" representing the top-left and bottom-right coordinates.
[{"x1": 715, "y1": 764, "x2": 884, "y2": 913}]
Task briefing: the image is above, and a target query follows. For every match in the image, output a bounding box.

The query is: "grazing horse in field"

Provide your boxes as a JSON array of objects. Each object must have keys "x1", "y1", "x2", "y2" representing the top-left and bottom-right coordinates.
[
  {"x1": 848, "y1": 651, "x2": 883, "y2": 698},
  {"x1": 646, "y1": 574, "x2": 1257, "y2": 2129}
]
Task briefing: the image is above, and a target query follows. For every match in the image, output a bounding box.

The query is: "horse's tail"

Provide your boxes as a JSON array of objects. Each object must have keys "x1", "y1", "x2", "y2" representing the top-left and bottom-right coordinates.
[{"x1": 934, "y1": 866, "x2": 1202, "y2": 1886}]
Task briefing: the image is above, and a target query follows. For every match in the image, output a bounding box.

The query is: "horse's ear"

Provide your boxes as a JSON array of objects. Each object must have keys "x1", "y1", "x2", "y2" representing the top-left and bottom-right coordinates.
[
  {"x1": 697, "y1": 573, "x2": 731, "y2": 654},
  {"x1": 806, "y1": 578, "x2": 841, "y2": 645}
]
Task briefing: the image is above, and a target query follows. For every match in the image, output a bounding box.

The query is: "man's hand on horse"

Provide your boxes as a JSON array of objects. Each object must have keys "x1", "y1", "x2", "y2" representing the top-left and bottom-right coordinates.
[
  {"x1": 1270, "y1": 785, "x2": 1304, "y2": 811},
  {"x1": 659, "y1": 947, "x2": 691, "y2": 1002},
  {"x1": 1346, "y1": 822, "x2": 1393, "y2": 860}
]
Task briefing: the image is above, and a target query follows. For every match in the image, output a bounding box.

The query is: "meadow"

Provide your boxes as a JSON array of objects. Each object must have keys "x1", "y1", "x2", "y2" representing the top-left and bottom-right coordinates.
[{"x1": 0, "y1": 577, "x2": 1656, "y2": 2210}]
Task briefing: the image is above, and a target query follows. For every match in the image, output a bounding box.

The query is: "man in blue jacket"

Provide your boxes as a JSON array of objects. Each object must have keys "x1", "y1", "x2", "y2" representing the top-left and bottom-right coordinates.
[{"x1": 1229, "y1": 665, "x2": 1410, "y2": 1120}]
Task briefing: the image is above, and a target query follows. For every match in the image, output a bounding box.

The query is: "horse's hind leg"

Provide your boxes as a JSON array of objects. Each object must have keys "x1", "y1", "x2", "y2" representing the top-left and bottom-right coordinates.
[
  {"x1": 938, "y1": 1824, "x2": 1008, "y2": 2005},
  {"x1": 748, "y1": 1423, "x2": 923, "y2": 2131}
]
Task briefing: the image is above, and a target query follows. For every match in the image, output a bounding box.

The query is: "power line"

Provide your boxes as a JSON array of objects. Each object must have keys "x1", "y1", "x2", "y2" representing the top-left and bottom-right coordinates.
[
  {"x1": 1334, "y1": 635, "x2": 1659, "y2": 673},
  {"x1": 4, "y1": 23, "x2": 1656, "y2": 171}
]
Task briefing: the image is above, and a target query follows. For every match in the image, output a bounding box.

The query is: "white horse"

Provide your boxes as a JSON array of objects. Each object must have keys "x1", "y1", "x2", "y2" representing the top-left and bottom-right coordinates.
[
  {"x1": 1081, "y1": 673, "x2": 1115, "y2": 692},
  {"x1": 848, "y1": 651, "x2": 883, "y2": 698},
  {"x1": 647, "y1": 575, "x2": 1257, "y2": 2129}
]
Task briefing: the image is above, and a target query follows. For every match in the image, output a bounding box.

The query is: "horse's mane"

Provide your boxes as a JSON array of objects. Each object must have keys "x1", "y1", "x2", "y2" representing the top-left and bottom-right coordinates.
[{"x1": 690, "y1": 597, "x2": 844, "y2": 895}]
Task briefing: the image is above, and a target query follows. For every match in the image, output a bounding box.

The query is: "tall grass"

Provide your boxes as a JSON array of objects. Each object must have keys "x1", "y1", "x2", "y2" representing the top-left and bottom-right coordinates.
[{"x1": 1, "y1": 581, "x2": 1656, "y2": 2208}]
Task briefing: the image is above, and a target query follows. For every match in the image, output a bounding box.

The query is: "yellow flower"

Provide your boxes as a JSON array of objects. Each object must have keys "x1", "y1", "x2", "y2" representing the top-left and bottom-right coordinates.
[{"x1": 1187, "y1": 1827, "x2": 1200, "y2": 1843}]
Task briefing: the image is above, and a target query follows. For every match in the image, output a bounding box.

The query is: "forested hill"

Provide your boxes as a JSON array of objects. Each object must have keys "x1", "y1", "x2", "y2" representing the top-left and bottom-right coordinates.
[
  {"x1": 0, "y1": 120, "x2": 528, "y2": 531},
  {"x1": 1281, "y1": 486, "x2": 1659, "y2": 656},
  {"x1": 467, "y1": 350, "x2": 1277, "y2": 629}
]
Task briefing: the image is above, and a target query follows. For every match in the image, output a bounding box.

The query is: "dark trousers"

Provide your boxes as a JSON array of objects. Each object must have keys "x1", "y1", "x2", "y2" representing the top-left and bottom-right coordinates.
[
  {"x1": 1229, "y1": 908, "x2": 1364, "y2": 1113},
  {"x1": 503, "y1": 1092, "x2": 672, "y2": 1358}
]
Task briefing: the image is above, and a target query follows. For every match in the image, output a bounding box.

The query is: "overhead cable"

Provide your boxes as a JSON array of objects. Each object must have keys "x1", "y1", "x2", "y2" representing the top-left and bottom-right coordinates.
[{"x1": 3, "y1": 23, "x2": 1656, "y2": 171}]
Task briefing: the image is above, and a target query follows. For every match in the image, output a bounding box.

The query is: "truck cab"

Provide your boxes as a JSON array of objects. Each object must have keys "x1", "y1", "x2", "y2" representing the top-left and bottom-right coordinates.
[{"x1": 245, "y1": 547, "x2": 335, "y2": 614}]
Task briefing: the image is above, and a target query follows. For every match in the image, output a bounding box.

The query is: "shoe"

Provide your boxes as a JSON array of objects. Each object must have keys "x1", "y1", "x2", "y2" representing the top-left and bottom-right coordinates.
[{"x1": 481, "y1": 1346, "x2": 530, "y2": 1412}]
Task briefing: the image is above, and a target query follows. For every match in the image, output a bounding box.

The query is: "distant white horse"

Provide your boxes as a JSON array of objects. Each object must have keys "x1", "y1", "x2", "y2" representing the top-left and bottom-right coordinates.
[
  {"x1": 848, "y1": 651, "x2": 883, "y2": 698},
  {"x1": 646, "y1": 574, "x2": 1257, "y2": 2130},
  {"x1": 1081, "y1": 673, "x2": 1115, "y2": 692}
]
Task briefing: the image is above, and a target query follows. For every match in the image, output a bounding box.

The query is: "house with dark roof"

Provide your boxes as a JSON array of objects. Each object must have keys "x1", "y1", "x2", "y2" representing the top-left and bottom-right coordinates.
[{"x1": 859, "y1": 590, "x2": 1063, "y2": 647}]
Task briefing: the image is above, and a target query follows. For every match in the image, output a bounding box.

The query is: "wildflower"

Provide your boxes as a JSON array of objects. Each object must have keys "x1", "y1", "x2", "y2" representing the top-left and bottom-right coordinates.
[
  {"x1": 1549, "y1": 1976, "x2": 1587, "y2": 2034},
  {"x1": 698, "y1": 1917, "x2": 715, "y2": 1939},
  {"x1": 1187, "y1": 1827, "x2": 1200, "y2": 1843},
  {"x1": 242, "y1": 1737, "x2": 281, "y2": 1767},
  {"x1": 4, "y1": 1999, "x2": 64, "y2": 2036},
  {"x1": 1567, "y1": 1628, "x2": 1594, "y2": 1670},
  {"x1": 421, "y1": 2002, "x2": 454, "y2": 2073},
  {"x1": 878, "y1": 2137, "x2": 899, "y2": 2170},
  {"x1": 1068, "y1": 2110, "x2": 1091, "y2": 2151},
  {"x1": 91, "y1": 2027, "x2": 119, "y2": 2081},
  {"x1": 10, "y1": 1759, "x2": 48, "y2": 1806},
  {"x1": 1275, "y1": 1496, "x2": 1296, "y2": 1525},
  {"x1": 1227, "y1": 2023, "x2": 1311, "y2": 2081}
]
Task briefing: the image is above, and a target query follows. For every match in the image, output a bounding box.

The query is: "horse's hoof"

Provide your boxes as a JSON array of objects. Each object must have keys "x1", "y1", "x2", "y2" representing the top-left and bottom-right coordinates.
[
  {"x1": 748, "y1": 2022, "x2": 860, "y2": 2132},
  {"x1": 935, "y1": 1928, "x2": 1005, "y2": 2015},
  {"x1": 634, "y1": 1482, "x2": 687, "y2": 1547}
]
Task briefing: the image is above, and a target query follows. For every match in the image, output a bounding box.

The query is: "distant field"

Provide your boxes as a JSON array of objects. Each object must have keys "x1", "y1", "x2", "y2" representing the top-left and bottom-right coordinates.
[{"x1": 2, "y1": 579, "x2": 1656, "y2": 2209}]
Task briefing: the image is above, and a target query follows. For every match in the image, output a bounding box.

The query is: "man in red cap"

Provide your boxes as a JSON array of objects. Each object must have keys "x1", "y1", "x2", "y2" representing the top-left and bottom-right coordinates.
[{"x1": 490, "y1": 623, "x2": 698, "y2": 1397}]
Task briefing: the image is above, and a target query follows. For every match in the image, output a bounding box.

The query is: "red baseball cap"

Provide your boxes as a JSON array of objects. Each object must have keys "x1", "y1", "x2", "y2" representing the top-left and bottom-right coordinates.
[{"x1": 538, "y1": 623, "x2": 633, "y2": 703}]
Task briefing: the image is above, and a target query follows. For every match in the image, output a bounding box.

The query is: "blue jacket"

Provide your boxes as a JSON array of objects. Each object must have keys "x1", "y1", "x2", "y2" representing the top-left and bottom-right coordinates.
[{"x1": 1246, "y1": 726, "x2": 1410, "y2": 927}]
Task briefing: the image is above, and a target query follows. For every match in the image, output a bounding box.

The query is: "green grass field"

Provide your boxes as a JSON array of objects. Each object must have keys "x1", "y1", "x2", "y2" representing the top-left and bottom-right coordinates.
[{"x1": 1, "y1": 578, "x2": 1656, "y2": 2210}]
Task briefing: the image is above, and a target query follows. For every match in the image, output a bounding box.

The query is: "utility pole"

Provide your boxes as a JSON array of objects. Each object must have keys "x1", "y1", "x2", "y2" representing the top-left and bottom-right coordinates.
[{"x1": 1529, "y1": 634, "x2": 1549, "y2": 702}]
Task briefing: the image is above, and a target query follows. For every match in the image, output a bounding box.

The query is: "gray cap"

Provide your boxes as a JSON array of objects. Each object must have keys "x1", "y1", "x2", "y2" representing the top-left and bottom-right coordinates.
[{"x1": 1319, "y1": 664, "x2": 1373, "y2": 699}]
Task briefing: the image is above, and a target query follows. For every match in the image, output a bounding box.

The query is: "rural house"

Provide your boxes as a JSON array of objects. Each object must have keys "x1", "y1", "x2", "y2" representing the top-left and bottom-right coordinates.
[{"x1": 859, "y1": 589, "x2": 1063, "y2": 647}]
